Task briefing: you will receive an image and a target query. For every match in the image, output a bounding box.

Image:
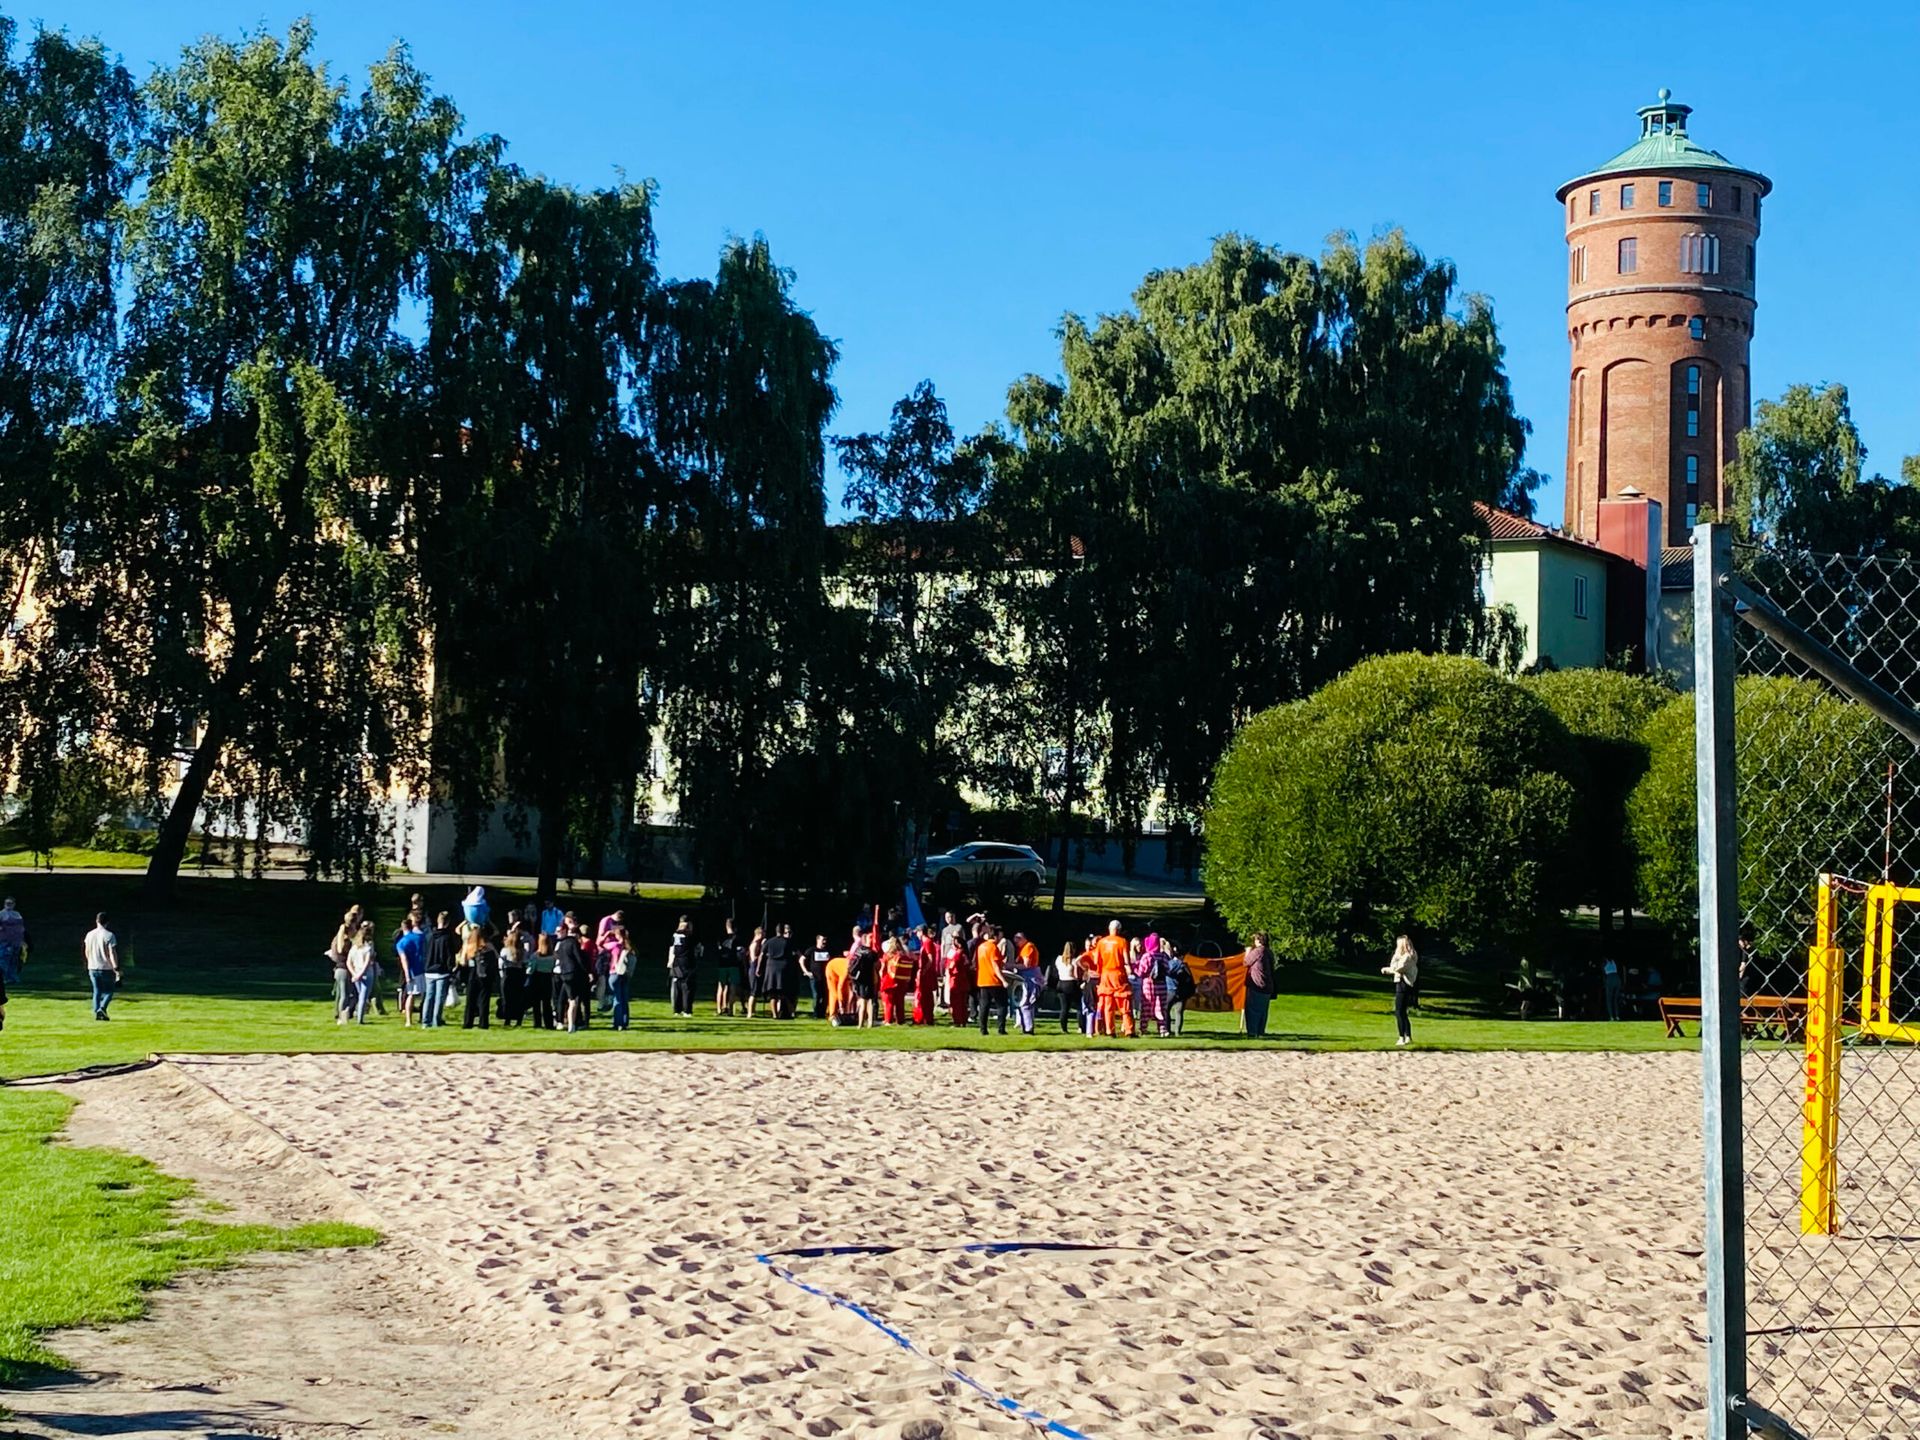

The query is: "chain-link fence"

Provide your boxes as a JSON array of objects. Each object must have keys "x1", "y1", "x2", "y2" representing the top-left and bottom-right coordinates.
[{"x1": 1696, "y1": 525, "x2": 1920, "y2": 1439}]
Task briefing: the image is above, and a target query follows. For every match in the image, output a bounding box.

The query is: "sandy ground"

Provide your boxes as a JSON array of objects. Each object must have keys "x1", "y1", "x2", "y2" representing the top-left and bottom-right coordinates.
[{"x1": 6, "y1": 1049, "x2": 1913, "y2": 1439}]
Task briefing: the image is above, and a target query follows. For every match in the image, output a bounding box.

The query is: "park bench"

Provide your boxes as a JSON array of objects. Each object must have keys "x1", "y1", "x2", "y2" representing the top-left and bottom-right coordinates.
[{"x1": 1659, "y1": 995, "x2": 1807, "y2": 1041}]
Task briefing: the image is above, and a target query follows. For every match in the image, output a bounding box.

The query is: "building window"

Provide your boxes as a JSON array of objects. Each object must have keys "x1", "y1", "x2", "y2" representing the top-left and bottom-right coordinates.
[
  {"x1": 1687, "y1": 408, "x2": 1699, "y2": 437},
  {"x1": 1589, "y1": 189, "x2": 1601, "y2": 215},
  {"x1": 1569, "y1": 244, "x2": 1587, "y2": 284},
  {"x1": 1698, "y1": 181, "x2": 1712, "y2": 208},
  {"x1": 1754, "y1": 195, "x2": 1762, "y2": 221},
  {"x1": 1733, "y1": 185, "x2": 1743, "y2": 212},
  {"x1": 1690, "y1": 316, "x2": 1705, "y2": 340},
  {"x1": 1658, "y1": 180, "x2": 1673, "y2": 206},
  {"x1": 1681, "y1": 233, "x2": 1721, "y2": 274},
  {"x1": 1687, "y1": 502, "x2": 1698, "y2": 528},
  {"x1": 1568, "y1": 195, "x2": 1575, "y2": 221},
  {"x1": 1618, "y1": 236, "x2": 1638, "y2": 274},
  {"x1": 1748, "y1": 244, "x2": 1756, "y2": 280},
  {"x1": 1686, "y1": 455, "x2": 1701, "y2": 512},
  {"x1": 1573, "y1": 575, "x2": 1588, "y2": 620},
  {"x1": 1687, "y1": 365, "x2": 1701, "y2": 396},
  {"x1": 1620, "y1": 182, "x2": 1636, "y2": 209}
]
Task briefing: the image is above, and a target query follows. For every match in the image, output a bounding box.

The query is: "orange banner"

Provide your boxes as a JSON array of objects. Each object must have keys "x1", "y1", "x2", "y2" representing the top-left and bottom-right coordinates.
[{"x1": 1185, "y1": 951, "x2": 1247, "y2": 1012}]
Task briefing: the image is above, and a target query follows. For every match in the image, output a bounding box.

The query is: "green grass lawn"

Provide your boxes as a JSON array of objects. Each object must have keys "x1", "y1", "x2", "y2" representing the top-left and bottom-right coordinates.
[
  {"x1": 0, "y1": 873, "x2": 1691, "y2": 1080},
  {"x1": 0, "y1": 1087, "x2": 376, "y2": 1382}
]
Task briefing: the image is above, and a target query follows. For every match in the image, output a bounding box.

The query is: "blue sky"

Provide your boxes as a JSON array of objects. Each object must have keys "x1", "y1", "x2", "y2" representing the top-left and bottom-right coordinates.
[{"x1": 37, "y1": 0, "x2": 1920, "y2": 520}]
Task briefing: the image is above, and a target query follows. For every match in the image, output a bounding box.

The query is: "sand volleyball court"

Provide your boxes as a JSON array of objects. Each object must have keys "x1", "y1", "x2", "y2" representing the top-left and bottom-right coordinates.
[{"x1": 4, "y1": 1049, "x2": 1738, "y2": 1439}]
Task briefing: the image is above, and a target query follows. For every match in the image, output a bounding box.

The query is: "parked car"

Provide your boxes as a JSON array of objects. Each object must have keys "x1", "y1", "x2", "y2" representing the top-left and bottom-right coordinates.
[{"x1": 923, "y1": 841, "x2": 1048, "y2": 901}]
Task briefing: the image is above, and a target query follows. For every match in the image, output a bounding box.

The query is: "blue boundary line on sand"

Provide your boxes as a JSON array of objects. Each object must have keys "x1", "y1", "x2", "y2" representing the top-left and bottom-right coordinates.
[{"x1": 754, "y1": 1241, "x2": 1119, "y2": 1438}]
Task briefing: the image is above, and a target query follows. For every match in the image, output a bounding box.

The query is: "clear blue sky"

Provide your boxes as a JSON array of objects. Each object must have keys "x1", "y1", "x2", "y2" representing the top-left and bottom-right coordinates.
[{"x1": 37, "y1": 0, "x2": 1920, "y2": 519}]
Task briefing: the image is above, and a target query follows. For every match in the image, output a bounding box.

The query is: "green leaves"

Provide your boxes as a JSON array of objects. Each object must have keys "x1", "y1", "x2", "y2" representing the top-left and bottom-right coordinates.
[{"x1": 1205, "y1": 654, "x2": 1582, "y2": 962}]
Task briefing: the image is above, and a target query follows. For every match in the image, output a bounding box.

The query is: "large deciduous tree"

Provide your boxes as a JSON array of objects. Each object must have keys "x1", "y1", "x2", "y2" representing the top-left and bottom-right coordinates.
[
  {"x1": 423, "y1": 169, "x2": 662, "y2": 896},
  {"x1": 44, "y1": 24, "x2": 461, "y2": 895},
  {"x1": 0, "y1": 18, "x2": 137, "y2": 826},
  {"x1": 987, "y1": 230, "x2": 1535, "y2": 859},
  {"x1": 652, "y1": 237, "x2": 838, "y2": 897},
  {"x1": 831, "y1": 381, "x2": 994, "y2": 874}
]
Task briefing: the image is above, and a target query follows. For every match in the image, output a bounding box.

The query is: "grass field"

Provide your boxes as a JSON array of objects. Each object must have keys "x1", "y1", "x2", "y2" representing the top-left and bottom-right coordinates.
[
  {"x1": 0, "y1": 1087, "x2": 376, "y2": 1382},
  {"x1": 0, "y1": 872, "x2": 1690, "y2": 1080}
]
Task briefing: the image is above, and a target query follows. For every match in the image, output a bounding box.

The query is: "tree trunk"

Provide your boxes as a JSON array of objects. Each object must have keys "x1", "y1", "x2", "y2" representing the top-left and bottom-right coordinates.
[
  {"x1": 1051, "y1": 716, "x2": 1077, "y2": 914},
  {"x1": 536, "y1": 804, "x2": 565, "y2": 902},
  {"x1": 143, "y1": 710, "x2": 231, "y2": 900}
]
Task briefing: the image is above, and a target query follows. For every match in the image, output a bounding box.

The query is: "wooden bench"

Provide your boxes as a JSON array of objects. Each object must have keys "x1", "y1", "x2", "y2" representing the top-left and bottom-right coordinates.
[
  {"x1": 1659, "y1": 997, "x2": 1702, "y2": 1037},
  {"x1": 1659, "y1": 995, "x2": 1807, "y2": 1041}
]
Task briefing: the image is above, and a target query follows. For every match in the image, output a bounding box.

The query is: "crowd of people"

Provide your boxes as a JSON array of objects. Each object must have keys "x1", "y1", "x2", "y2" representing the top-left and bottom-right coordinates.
[{"x1": 325, "y1": 887, "x2": 1247, "y2": 1039}]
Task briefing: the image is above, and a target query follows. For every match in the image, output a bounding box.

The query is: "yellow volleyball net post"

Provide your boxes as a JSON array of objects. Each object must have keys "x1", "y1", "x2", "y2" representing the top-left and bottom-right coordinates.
[
  {"x1": 1800, "y1": 874, "x2": 1920, "y2": 1238},
  {"x1": 1799, "y1": 874, "x2": 1844, "y2": 1237}
]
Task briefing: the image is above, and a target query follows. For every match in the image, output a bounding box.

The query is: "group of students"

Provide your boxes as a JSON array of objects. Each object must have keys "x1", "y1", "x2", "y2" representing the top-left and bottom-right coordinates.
[
  {"x1": 817, "y1": 911, "x2": 1203, "y2": 1036},
  {"x1": 328, "y1": 887, "x2": 641, "y2": 1033}
]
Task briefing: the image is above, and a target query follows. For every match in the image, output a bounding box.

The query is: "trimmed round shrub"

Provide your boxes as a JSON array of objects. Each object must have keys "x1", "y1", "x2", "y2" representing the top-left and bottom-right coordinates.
[
  {"x1": 1628, "y1": 677, "x2": 1902, "y2": 959},
  {"x1": 1204, "y1": 653, "x2": 1582, "y2": 963},
  {"x1": 1522, "y1": 669, "x2": 1674, "y2": 920}
]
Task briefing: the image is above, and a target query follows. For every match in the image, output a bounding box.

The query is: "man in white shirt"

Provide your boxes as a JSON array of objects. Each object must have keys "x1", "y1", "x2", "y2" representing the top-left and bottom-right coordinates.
[{"x1": 84, "y1": 913, "x2": 120, "y2": 1021}]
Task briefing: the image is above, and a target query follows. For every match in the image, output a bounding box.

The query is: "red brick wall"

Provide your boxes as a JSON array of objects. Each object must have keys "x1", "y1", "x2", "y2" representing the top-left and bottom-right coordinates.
[{"x1": 1560, "y1": 168, "x2": 1764, "y2": 544}]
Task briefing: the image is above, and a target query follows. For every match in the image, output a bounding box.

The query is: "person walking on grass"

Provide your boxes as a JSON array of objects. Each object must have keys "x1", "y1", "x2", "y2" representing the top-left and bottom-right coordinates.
[
  {"x1": 713, "y1": 918, "x2": 743, "y2": 1017},
  {"x1": 945, "y1": 928, "x2": 973, "y2": 1029},
  {"x1": 499, "y1": 921, "x2": 530, "y2": 1026},
  {"x1": 667, "y1": 917, "x2": 696, "y2": 1018},
  {"x1": 974, "y1": 927, "x2": 1009, "y2": 1036},
  {"x1": 1243, "y1": 932, "x2": 1273, "y2": 1039},
  {"x1": 84, "y1": 912, "x2": 120, "y2": 1021},
  {"x1": 527, "y1": 930, "x2": 557, "y2": 1029},
  {"x1": 344, "y1": 922, "x2": 379, "y2": 1024},
  {"x1": 554, "y1": 923, "x2": 589, "y2": 1032},
  {"x1": 0, "y1": 896, "x2": 28, "y2": 987},
  {"x1": 802, "y1": 932, "x2": 831, "y2": 1020},
  {"x1": 607, "y1": 924, "x2": 634, "y2": 1031},
  {"x1": 395, "y1": 914, "x2": 426, "y2": 1027},
  {"x1": 913, "y1": 924, "x2": 940, "y2": 1025},
  {"x1": 1011, "y1": 931, "x2": 1044, "y2": 1036},
  {"x1": 1383, "y1": 935, "x2": 1419, "y2": 1046},
  {"x1": 1053, "y1": 941, "x2": 1081, "y2": 1033},
  {"x1": 1094, "y1": 922, "x2": 1133, "y2": 1038},
  {"x1": 462, "y1": 925, "x2": 497, "y2": 1030},
  {"x1": 327, "y1": 912, "x2": 356, "y2": 1021},
  {"x1": 421, "y1": 912, "x2": 457, "y2": 1028},
  {"x1": 848, "y1": 926, "x2": 880, "y2": 1029}
]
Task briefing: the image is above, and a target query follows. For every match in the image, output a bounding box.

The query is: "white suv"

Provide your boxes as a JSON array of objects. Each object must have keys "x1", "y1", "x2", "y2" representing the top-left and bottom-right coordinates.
[{"x1": 923, "y1": 841, "x2": 1049, "y2": 901}]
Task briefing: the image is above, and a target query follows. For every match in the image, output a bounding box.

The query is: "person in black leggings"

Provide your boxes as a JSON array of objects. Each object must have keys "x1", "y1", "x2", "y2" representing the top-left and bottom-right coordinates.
[{"x1": 462, "y1": 927, "x2": 497, "y2": 1029}]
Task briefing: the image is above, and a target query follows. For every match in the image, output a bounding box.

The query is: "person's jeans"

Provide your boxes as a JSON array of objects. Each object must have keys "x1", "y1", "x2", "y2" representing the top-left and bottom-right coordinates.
[
  {"x1": 808, "y1": 971, "x2": 827, "y2": 1019},
  {"x1": 977, "y1": 984, "x2": 1008, "y2": 1035},
  {"x1": 1244, "y1": 987, "x2": 1270, "y2": 1039},
  {"x1": 1058, "y1": 980, "x2": 1080, "y2": 1032},
  {"x1": 332, "y1": 966, "x2": 350, "y2": 1017},
  {"x1": 1603, "y1": 975, "x2": 1623, "y2": 1022},
  {"x1": 610, "y1": 971, "x2": 631, "y2": 1030},
  {"x1": 669, "y1": 975, "x2": 692, "y2": 1015},
  {"x1": 353, "y1": 974, "x2": 375, "y2": 1023},
  {"x1": 89, "y1": 969, "x2": 115, "y2": 1017},
  {"x1": 1168, "y1": 998, "x2": 1185, "y2": 1036},
  {"x1": 1013, "y1": 982, "x2": 1037, "y2": 1035},
  {"x1": 421, "y1": 974, "x2": 450, "y2": 1027},
  {"x1": 1394, "y1": 980, "x2": 1414, "y2": 1042}
]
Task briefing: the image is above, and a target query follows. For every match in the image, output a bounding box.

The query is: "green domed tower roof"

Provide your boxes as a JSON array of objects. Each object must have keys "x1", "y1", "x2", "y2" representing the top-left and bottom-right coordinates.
[{"x1": 1556, "y1": 90, "x2": 1771, "y2": 199}]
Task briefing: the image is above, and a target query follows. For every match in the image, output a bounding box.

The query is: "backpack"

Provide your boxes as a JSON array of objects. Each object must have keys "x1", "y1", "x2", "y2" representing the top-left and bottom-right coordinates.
[{"x1": 1167, "y1": 955, "x2": 1196, "y2": 1004}]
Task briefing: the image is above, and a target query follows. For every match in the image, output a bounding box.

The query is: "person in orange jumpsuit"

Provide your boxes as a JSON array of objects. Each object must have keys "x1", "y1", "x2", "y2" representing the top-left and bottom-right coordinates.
[
  {"x1": 912, "y1": 924, "x2": 939, "y2": 1024},
  {"x1": 881, "y1": 933, "x2": 917, "y2": 1025},
  {"x1": 1095, "y1": 920, "x2": 1134, "y2": 1037}
]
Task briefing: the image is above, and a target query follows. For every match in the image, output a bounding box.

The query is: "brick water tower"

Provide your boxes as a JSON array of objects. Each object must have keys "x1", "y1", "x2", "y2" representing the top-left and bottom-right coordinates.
[{"x1": 1559, "y1": 90, "x2": 1769, "y2": 544}]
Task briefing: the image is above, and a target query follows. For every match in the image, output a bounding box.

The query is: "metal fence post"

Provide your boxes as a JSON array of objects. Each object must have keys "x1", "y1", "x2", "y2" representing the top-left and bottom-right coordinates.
[{"x1": 1695, "y1": 521, "x2": 1747, "y2": 1438}]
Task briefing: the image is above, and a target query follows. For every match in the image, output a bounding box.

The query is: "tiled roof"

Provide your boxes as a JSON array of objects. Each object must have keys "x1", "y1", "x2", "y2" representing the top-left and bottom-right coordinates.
[{"x1": 1474, "y1": 502, "x2": 1602, "y2": 552}]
